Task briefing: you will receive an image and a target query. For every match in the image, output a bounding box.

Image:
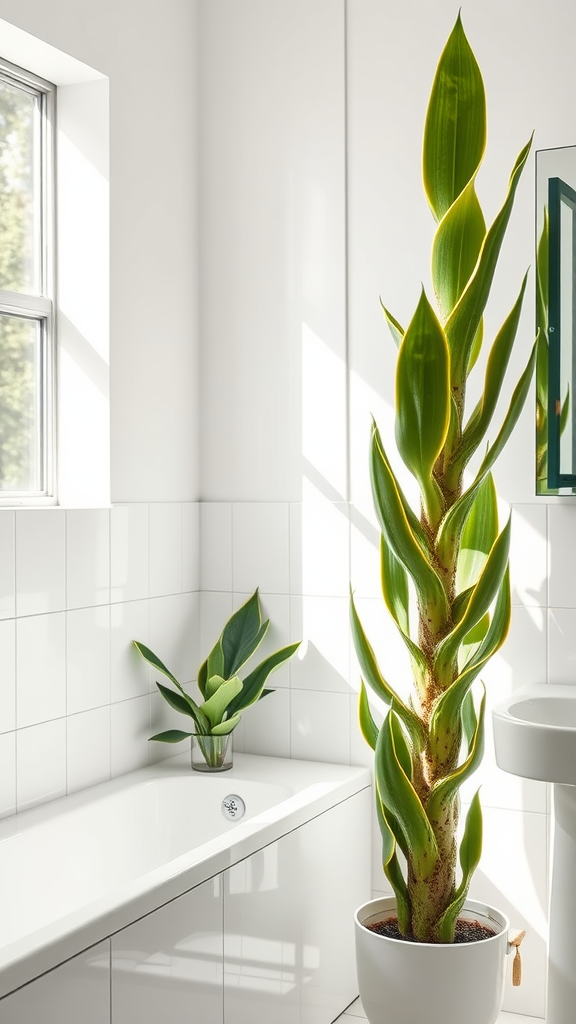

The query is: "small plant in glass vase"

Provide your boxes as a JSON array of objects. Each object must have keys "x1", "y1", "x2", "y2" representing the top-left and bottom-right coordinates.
[
  {"x1": 134, "y1": 590, "x2": 299, "y2": 772},
  {"x1": 350, "y1": 13, "x2": 534, "y2": 1024}
]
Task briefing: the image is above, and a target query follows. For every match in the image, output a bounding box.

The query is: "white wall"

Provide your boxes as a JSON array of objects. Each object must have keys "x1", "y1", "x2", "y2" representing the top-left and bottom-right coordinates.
[
  {"x1": 198, "y1": 0, "x2": 576, "y2": 1015},
  {"x1": 0, "y1": 4, "x2": 201, "y2": 812}
]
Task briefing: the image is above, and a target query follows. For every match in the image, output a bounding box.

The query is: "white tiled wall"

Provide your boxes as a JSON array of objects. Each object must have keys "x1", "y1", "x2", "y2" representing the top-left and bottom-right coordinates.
[{"x1": 0, "y1": 503, "x2": 199, "y2": 816}]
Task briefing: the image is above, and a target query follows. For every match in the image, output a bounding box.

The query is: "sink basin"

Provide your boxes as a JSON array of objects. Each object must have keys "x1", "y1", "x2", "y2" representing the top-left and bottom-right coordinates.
[
  {"x1": 493, "y1": 682, "x2": 576, "y2": 1023},
  {"x1": 493, "y1": 683, "x2": 576, "y2": 784}
]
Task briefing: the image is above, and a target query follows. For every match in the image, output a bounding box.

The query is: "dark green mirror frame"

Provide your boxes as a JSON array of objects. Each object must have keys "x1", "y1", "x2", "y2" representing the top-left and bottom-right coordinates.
[{"x1": 536, "y1": 148, "x2": 576, "y2": 494}]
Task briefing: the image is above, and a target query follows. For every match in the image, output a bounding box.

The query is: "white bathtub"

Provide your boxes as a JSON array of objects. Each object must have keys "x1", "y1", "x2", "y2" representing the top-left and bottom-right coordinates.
[{"x1": 0, "y1": 752, "x2": 371, "y2": 1023}]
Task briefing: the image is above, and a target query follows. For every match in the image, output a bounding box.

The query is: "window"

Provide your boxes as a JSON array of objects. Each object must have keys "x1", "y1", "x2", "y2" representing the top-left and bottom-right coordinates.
[{"x1": 0, "y1": 58, "x2": 55, "y2": 503}]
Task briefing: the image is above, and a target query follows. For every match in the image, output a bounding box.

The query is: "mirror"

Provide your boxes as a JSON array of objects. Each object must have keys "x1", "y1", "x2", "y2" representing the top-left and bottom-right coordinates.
[{"x1": 536, "y1": 145, "x2": 576, "y2": 494}]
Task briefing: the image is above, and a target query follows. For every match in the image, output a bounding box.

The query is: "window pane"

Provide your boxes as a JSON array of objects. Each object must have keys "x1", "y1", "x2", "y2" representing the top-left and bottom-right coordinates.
[
  {"x1": 0, "y1": 314, "x2": 44, "y2": 493},
  {"x1": 0, "y1": 78, "x2": 39, "y2": 294}
]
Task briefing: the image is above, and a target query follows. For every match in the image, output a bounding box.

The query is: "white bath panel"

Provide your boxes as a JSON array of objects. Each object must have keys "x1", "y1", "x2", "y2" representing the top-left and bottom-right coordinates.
[
  {"x1": 0, "y1": 940, "x2": 110, "y2": 1023},
  {"x1": 112, "y1": 877, "x2": 222, "y2": 1024}
]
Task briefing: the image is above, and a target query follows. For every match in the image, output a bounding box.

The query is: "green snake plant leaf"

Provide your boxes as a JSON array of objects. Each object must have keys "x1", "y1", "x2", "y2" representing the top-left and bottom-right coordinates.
[
  {"x1": 423, "y1": 12, "x2": 486, "y2": 223},
  {"x1": 474, "y1": 338, "x2": 538, "y2": 481},
  {"x1": 436, "y1": 338, "x2": 537, "y2": 568},
  {"x1": 376, "y1": 794, "x2": 412, "y2": 933},
  {"x1": 427, "y1": 687, "x2": 486, "y2": 820},
  {"x1": 430, "y1": 567, "x2": 511, "y2": 746},
  {"x1": 380, "y1": 539, "x2": 427, "y2": 685},
  {"x1": 154, "y1": 681, "x2": 198, "y2": 721},
  {"x1": 206, "y1": 639, "x2": 225, "y2": 684},
  {"x1": 432, "y1": 177, "x2": 486, "y2": 321},
  {"x1": 198, "y1": 591, "x2": 269, "y2": 692},
  {"x1": 437, "y1": 790, "x2": 483, "y2": 942},
  {"x1": 445, "y1": 136, "x2": 533, "y2": 389},
  {"x1": 370, "y1": 427, "x2": 449, "y2": 631},
  {"x1": 461, "y1": 688, "x2": 478, "y2": 750},
  {"x1": 395, "y1": 289, "x2": 451, "y2": 525},
  {"x1": 225, "y1": 642, "x2": 301, "y2": 717},
  {"x1": 372, "y1": 421, "x2": 430, "y2": 551},
  {"x1": 197, "y1": 658, "x2": 208, "y2": 700},
  {"x1": 149, "y1": 729, "x2": 195, "y2": 743},
  {"x1": 456, "y1": 274, "x2": 528, "y2": 472},
  {"x1": 467, "y1": 319, "x2": 484, "y2": 374},
  {"x1": 211, "y1": 712, "x2": 242, "y2": 736},
  {"x1": 351, "y1": 591, "x2": 426, "y2": 748},
  {"x1": 134, "y1": 641, "x2": 211, "y2": 733},
  {"x1": 456, "y1": 473, "x2": 498, "y2": 593},
  {"x1": 380, "y1": 300, "x2": 404, "y2": 347},
  {"x1": 201, "y1": 675, "x2": 243, "y2": 729},
  {"x1": 358, "y1": 680, "x2": 379, "y2": 751},
  {"x1": 381, "y1": 537, "x2": 409, "y2": 634},
  {"x1": 435, "y1": 518, "x2": 511, "y2": 678},
  {"x1": 375, "y1": 711, "x2": 439, "y2": 881},
  {"x1": 205, "y1": 674, "x2": 226, "y2": 699},
  {"x1": 221, "y1": 590, "x2": 269, "y2": 676}
]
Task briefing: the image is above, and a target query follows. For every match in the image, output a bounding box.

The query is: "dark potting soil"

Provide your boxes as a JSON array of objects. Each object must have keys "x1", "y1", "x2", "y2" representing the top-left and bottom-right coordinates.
[{"x1": 365, "y1": 917, "x2": 496, "y2": 944}]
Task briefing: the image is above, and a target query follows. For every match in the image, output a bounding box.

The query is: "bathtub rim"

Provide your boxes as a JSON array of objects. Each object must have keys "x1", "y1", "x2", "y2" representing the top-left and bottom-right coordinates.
[{"x1": 0, "y1": 751, "x2": 370, "y2": 1000}]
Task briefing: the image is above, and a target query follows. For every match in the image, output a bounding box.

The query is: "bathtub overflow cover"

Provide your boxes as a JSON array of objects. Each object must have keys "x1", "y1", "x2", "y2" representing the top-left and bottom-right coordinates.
[{"x1": 222, "y1": 794, "x2": 246, "y2": 821}]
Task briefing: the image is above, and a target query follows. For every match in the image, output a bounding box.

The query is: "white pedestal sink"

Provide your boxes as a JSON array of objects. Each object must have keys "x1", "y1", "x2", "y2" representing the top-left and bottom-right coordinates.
[{"x1": 493, "y1": 683, "x2": 576, "y2": 1024}]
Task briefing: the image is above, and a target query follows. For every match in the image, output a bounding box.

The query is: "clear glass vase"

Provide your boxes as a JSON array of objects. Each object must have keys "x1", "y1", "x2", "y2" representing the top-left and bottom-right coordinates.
[{"x1": 191, "y1": 733, "x2": 233, "y2": 772}]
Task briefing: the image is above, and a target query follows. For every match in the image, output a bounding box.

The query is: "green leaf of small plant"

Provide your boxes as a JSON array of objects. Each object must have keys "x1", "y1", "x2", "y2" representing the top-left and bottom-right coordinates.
[
  {"x1": 225, "y1": 642, "x2": 301, "y2": 718},
  {"x1": 149, "y1": 729, "x2": 194, "y2": 743},
  {"x1": 202, "y1": 676, "x2": 243, "y2": 729}
]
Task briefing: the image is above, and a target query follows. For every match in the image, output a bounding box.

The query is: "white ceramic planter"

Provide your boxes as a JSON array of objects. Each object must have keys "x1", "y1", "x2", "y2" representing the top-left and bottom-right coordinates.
[{"x1": 355, "y1": 896, "x2": 513, "y2": 1024}]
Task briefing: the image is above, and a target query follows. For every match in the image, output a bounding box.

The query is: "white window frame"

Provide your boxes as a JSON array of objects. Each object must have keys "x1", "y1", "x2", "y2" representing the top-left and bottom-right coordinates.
[{"x1": 0, "y1": 56, "x2": 56, "y2": 506}]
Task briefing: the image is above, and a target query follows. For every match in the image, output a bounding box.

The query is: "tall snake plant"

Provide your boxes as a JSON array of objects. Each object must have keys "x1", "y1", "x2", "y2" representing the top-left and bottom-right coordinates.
[{"x1": 350, "y1": 14, "x2": 536, "y2": 943}]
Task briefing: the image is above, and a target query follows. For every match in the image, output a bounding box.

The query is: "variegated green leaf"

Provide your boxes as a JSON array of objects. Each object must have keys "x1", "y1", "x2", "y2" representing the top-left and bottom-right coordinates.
[
  {"x1": 381, "y1": 536, "x2": 409, "y2": 634},
  {"x1": 376, "y1": 794, "x2": 411, "y2": 933},
  {"x1": 437, "y1": 791, "x2": 483, "y2": 942},
  {"x1": 225, "y1": 642, "x2": 300, "y2": 717},
  {"x1": 430, "y1": 568, "x2": 510, "y2": 744},
  {"x1": 211, "y1": 712, "x2": 241, "y2": 736},
  {"x1": 432, "y1": 177, "x2": 486, "y2": 321},
  {"x1": 358, "y1": 680, "x2": 379, "y2": 751},
  {"x1": 149, "y1": 729, "x2": 194, "y2": 743},
  {"x1": 351, "y1": 592, "x2": 425, "y2": 748},
  {"x1": 456, "y1": 274, "x2": 528, "y2": 471},
  {"x1": 436, "y1": 339, "x2": 536, "y2": 567},
  {"x1": 467, "y1": 320, "x2": 484, "y2": 374},
  {"x1": 375, "y1": 711, "x2": 439, "y2": 880},
  {"x1": 134, "y1": 641, "x2": 210, "y2": 733},
  {"x1": 423, "y1": 12, "x2": 486, "y2": 222},
  {"x1": 380, "y1": 539, "x2": 427, "y2": 684},
  {"x1": 435, "y1": 518, "x2": 511, "y2": 677},
  {"x1": 461, "y1": 689, "x2": 478, "y2": 750},
  {"x1": 427, "y1": 688, "x2": 486, "y2": 820},
  {"x1": 220, "y1": 590, "x2": 268, "y2": 676},
  {"x1": 380, "y1": 300, "x2": 404, "y2": 347},
  {"x1": 202, "y1": 676, "x2": 243, "y2": 729},
  {"x1": 395, "y1": 289, "x2": 451, "y2": 525},
  {"x1": 456, "y1": 473, "x2": 498, "y2": 593},
  {"x1": 206, "y1": 674, "x2": 226, "y2": 699},
  {"x1": 372, "y1": 422, "x2": 430, "y2": 550},
  {"x1": 370, "y1": 427, "x2": 449, "y2": 631},
  {"x1": 474, "y1": 338, "x2": 538, "y2": 481},
  {"x1": 207, "y1": 639, "x2": 225, "y2": 682},
  {"x1": 445, "y1": 137, "x2": 532, "y2": 389}
]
